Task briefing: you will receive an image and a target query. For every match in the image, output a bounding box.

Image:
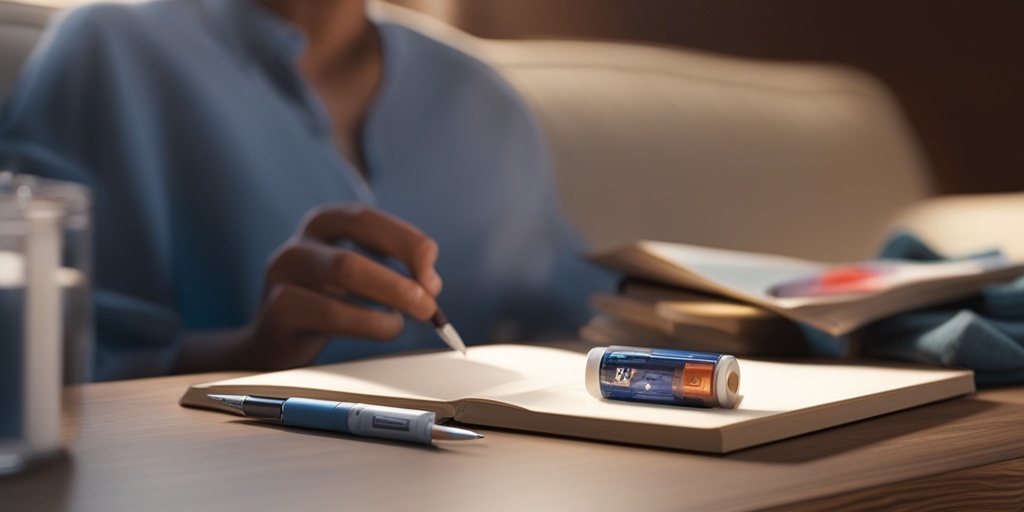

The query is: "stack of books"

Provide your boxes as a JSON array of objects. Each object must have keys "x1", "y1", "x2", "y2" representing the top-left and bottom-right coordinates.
[
  {"x1": 581, "y1": 281, "x2": 810, "y2": 356},
  {"x1": 583, "y1": 240, "x2": 1024, "y2": 356}
]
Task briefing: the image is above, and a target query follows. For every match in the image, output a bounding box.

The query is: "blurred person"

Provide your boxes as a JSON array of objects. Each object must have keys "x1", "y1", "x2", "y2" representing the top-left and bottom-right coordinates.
[{"x1": 0, "y1": 0, "x2": 616, "y2": 380}]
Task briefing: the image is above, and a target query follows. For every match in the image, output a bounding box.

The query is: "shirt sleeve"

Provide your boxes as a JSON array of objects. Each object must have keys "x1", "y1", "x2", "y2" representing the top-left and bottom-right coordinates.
[{"x1": 0, "y1": 5, "x2": 184, "y2": 381}]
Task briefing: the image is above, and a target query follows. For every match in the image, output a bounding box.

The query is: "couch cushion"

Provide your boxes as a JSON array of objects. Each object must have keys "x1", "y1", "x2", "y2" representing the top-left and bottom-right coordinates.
[
  {"x1": 482, "y1": 40, "x2": 934, "y2": 261},
  {"x1": 0, "y1": 1, "x2": 51, "y2": 100}
]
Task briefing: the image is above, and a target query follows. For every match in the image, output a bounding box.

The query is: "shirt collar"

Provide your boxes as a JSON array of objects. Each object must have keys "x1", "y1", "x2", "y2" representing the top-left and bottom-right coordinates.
[{"x1": 201, "y1": 0, "x2": 307, "y2": 65}]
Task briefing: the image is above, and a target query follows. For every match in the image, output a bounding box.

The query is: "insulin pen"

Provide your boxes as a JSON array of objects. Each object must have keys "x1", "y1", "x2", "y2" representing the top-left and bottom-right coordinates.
[
  {"x1": 207, "y1": 394, "x2": 483, "y2": 445},
  {"x1": 586, "y1": 346, "x2": 741, "y2": 408}
]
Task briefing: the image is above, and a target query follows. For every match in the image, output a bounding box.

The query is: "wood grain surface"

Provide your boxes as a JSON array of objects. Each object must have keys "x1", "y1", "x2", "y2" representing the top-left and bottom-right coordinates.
[{"x1": 2, "y1": 371, "x2": 1023, "y2": 512}]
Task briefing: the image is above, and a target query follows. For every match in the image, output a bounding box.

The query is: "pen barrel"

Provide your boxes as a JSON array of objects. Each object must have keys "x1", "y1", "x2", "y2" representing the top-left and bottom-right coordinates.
[
  {"x1": 281, "y1": 398, "x2": 353, "y2": 434},
  {"x1": 280, "y1": 398, "x2": 437, "y2": 444},
  {"x1": 348, "y1": 404, "x2": 436, "y2": 445}
]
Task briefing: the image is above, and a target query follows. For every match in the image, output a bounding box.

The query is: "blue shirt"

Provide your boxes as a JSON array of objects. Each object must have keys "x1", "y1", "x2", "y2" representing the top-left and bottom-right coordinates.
[{"x1": 0, "y1": 0, "x2": 616, "y2": 380}]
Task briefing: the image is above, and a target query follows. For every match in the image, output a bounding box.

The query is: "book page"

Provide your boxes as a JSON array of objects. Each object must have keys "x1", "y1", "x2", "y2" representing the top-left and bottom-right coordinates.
[
  {"x1": 192, "y1": 344, "x2": 583, "y2": 404},
  {"x1": 193, "y1": 345, "x2": 971, "y2": 419},
  {"x1": 641, "y1": 241, "x2": 825, "y2": 299},
  {"x1": 186, "y1": 344, "x2": 975, "y2": 452},
  {"x1": 473, "y1": 348, "x2": 973, "y2": 432}
]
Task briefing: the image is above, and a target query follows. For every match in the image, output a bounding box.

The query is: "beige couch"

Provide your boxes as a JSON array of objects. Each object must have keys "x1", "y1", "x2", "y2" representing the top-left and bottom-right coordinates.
[
  {"x1": 0, "y1": 0, "x2": 45, "y2": 97},
  {"x1": 3, "y1": 0, "x2": 1020, "y2": 262}
]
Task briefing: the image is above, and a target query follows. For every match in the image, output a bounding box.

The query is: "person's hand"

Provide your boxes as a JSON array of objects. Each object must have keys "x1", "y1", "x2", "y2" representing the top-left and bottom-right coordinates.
[{"x1": 175, "y1": 204, "x2": 442, "y2": 373}]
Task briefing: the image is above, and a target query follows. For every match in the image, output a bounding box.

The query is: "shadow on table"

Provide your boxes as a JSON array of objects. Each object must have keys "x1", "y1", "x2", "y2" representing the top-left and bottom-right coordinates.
[
  {"x1": 0, "y1": 449, "x2": 72, "y2": 512},
  {"x1": 727, "y1": 396, "x2": 1017, "y2": 463}
]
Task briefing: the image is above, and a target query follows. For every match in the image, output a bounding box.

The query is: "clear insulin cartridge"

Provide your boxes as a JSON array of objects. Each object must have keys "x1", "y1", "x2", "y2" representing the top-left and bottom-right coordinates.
[{"x1": 585, "y1": 346, "x2": 740, "y2": 408}]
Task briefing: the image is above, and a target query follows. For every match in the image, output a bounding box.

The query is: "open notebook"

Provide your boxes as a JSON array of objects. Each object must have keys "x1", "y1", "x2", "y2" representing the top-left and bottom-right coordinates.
[{"x1": 181, "y1": 344, "x2": 974, "y2": 453}]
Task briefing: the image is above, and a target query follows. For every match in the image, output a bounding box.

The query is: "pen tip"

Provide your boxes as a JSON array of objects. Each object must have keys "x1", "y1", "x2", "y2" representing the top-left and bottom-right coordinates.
[
  {"x1": 436, "y1": 322, "x2": 468, "y2": 356},
  {"x1": 431, "y1": 424, "x2": 484, "y2": 441},
  {"x1": 206, "y1": 394, "x2": 245, "y2": 411}
]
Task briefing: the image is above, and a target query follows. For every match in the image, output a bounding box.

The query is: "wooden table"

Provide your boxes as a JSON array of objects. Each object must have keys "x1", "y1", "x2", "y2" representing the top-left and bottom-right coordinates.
[{"x1": 2, "y1": 372, "x2": 1024, "y2": 511}]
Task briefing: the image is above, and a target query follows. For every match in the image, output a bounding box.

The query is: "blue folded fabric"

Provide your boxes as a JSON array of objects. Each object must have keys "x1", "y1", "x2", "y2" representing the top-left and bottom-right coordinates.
[{"x1": 806, "y1": 233, "x2": 1024, "y2": 385}]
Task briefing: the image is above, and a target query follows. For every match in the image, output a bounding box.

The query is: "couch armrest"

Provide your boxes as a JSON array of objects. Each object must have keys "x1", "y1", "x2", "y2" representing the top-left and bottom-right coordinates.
[{"x1": 888, "y1": 193, "x2": 1024, "y2": 261}]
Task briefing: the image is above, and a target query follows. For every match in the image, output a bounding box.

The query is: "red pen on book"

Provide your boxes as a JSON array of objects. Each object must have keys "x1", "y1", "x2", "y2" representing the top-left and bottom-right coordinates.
[
  {"x1": 768, "y1": 255, "x2": 1009, "y2": 298},
  {"x1": 768, "y1": 263, "x2": 893, "y2": 297}
]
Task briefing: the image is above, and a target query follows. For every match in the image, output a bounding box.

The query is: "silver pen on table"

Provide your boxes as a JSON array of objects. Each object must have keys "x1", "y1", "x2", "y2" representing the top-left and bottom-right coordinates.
[
  {"x1": 431, "y1": 307, "x2": 467, "y2": 356},
  {"x1": 207, "y1": 394, "x2": 483, "y2": 445}
]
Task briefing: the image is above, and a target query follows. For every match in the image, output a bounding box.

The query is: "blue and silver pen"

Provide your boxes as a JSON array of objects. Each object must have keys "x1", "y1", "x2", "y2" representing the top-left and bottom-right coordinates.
[{"x1": 207, "y1": 394, "x2": 483, "y2": 445}]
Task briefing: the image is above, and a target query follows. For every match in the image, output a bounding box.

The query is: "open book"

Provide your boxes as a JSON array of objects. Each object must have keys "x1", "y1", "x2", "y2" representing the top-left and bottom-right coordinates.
[
  {"x1": 589, "y1": 240, "x2": 1024, "y2": 336},
  {"x1": 181, "y1": 344, "x2": 974, "y2": 453}
]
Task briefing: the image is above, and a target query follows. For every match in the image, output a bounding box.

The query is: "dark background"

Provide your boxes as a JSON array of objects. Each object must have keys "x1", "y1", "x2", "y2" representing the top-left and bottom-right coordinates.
[{"x1": 388, "y1": 0, "x2": 1024, "y2": 195}]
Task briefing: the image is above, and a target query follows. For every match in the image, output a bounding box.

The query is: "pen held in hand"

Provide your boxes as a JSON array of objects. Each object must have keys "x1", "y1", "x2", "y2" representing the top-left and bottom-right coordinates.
[{"x1": 431, "y1": 307, "x2": 467, "y2": 356}]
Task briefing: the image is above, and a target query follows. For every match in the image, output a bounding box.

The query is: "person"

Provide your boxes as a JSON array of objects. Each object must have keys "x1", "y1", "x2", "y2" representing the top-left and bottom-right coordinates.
[{"x1": 0, "y1": 0, "x2": 617, "y2": 380}]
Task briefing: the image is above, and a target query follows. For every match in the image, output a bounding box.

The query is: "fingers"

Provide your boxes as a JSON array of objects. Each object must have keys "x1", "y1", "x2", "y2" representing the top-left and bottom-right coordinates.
[
  {"x1": 237, "y1": 278, "x2": 409, "y2": 371},
  {"x1": 263, "y1": 283, "x2": 406, "y2": 342},
  {"x1": 253, "y1": 204, "x2": 442, "y2": 362},
  {"x1": 267, "y1": 241, "x2": 438, "y2": 322},
  {"x1": 299, "y1": 204, "x2": 442, "y2": 295}
]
